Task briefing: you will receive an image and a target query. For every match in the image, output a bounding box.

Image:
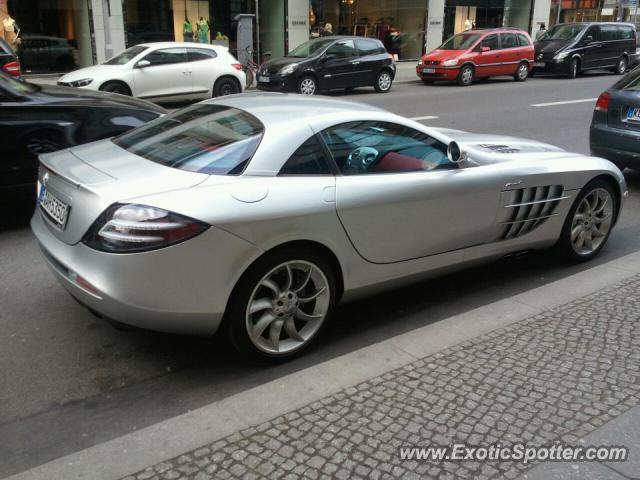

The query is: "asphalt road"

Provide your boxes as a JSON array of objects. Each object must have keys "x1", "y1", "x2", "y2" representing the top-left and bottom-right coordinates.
[{"x1": 3, "y1": 71, "x2": 640, "y2": 478}]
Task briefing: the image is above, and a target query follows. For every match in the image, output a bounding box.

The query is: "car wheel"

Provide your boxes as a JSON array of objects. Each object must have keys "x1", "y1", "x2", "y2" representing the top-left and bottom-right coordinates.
[
  {"x1": 457, "y1": 65, "x2": 474, "y2": 86},
  {"x1": 555, "y1": 179, "x2": 616, "y2": 263},
  {"x1": 614, "y1": 56, "x2": 627, "y2": 75},
  {"x1": 214, "y1": 77, "x2": 239, "y2": 97},
  {"x1": 297, "y1": 75, "x2": 317, "y2": 95},
  {"x1": 514, "y1": 62, "x2": 529, "y2": 82},
  {"x1": 100, "y1": 81, "x2": 132, "y2": 96},
  {"x1": 226, "y1": 248, "x2": 337, "y2": 361},
  {"x1": 374, "y1": 70, "x2": 393, "y2": 93},
  {"x1": 567, "y1": 58, "x2": 580, "y2": 79}
]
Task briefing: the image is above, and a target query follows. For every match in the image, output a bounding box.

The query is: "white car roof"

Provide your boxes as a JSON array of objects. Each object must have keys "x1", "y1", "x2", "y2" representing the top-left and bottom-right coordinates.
[{"x1": 138, "y1": 42, "x2": 221, "y2": 50}]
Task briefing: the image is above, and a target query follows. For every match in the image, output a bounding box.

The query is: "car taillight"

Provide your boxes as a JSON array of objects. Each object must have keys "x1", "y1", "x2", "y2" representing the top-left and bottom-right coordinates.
[
  {"x1": 231, "y1": 63, "x2": 242, "y2": 71},
  {"x1": 595, "y1": 92, "x2": 610, "y2": 112},
  {"x1": 3, "y1": 60, "x2": 21, "y2": 76},
  {"x1": 83, "y1": 204, "x2": 209, "y2": 253}
]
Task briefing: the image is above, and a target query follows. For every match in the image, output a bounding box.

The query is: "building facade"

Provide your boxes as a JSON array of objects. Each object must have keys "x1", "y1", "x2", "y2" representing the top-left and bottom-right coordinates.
[{"x1": 2, "y1": 0, "x2": 557, "y2": 75}]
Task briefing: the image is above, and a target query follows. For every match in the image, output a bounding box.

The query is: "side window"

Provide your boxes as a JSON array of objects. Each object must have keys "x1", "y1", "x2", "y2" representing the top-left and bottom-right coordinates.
[
  {"x1": 481, "y1": 34, "x2": 500, "y2": 51},
  {"x1": 584, "y1": 26, "x2": 600, "y2": 42},
  {"x1": 188, "y1": 48, "x2": 217, "y2": 61},
  {"x1": 142, "y1": 48, "x2": 188, "y2": 66},
  {"x1": 279, "y1": 136, "x2": 331, "y2": 175},
  {"x1": 320, "y1": 121, "x2": 451, "y2": 175},
  {"x1": 326, "y1": 39, "x2": 356, "y2": 59},
  {"x1": 599, "y1": 25, "x2": 617, "y2": 42},
  {"x1": 356, "y1": 38, "x2": 381, "y2": 56},
  {"x1": 620, "y1": 26, "x2": 635, "y2": 40},
  {"x1": 500, "y1": 33, "x2": 518, "y2": 49},
  {"x1": 517, "y1": 33, "x2": 531, "y2": 47}
]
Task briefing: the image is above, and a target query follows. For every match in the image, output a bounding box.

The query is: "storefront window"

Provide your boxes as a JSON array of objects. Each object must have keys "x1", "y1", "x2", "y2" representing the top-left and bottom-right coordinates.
[
  {"x1": 309, "y1": 0, "x2": 427, "y2": 60},
  {"x1": 1, "y1": 0, "x2": 94, "y2": 73},
  {"x1": 444, "y1": 0, "x2": 532, "y2": 41}
]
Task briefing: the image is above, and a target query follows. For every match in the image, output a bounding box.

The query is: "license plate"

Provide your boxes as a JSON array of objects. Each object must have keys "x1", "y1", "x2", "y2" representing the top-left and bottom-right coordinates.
[
  {"x1": 423, "y1": 68, "x2": 435, "y2": 74},
  {"x1": 626, "y1": 106, "x2": 640, "y2": 122},
  {"x1": 534, "y1": 62, "x2": 545, "y2": 67},
  {"x1": 258, "y1": 75, "x2": 269, "y2": 83},
  {"x1": 39, "y1": 186, "x2": 69, "y2": 228}
]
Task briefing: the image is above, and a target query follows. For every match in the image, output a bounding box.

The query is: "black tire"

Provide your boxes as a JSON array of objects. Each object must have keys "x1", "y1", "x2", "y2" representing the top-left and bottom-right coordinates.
[
  {"x1": 214, "y1": 77, "x2": 240, "y2": 97},
  {"x1": 225, "y1": 247, "x2": 338, "y2": 361},
  {"x1": 100, "y1": 81, "x2": 132, "y2": 96},
  {"x1": 457, "y1": 65, "x2": 474, "y2": 86},
  {"x1": 567, "y1": 58, "x2": 579, "y2": 79},
  {"x1": 513, "y1": 62, "x2": 529, "y2": 82},
  {"x1": 554, "y1": 179, "x2": 617, "y2": 263},
  {"x1": 614, "y1": 56, "x2": 628, "y2": 75},
  {"x1": 297, "y1": 75, "x2": 317, "y2": 95},
  {"x1": 374, "y1": 70, "x2": 393, "y2": 93}
]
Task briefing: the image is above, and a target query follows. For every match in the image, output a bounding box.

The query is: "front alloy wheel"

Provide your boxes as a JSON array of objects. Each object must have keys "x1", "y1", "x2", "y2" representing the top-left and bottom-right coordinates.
[
  {"x1": 298, "y1": 76, "x2": 317, "y2": 95},
  {"x1": 457, "y1": 65, "x2": 474, "y2": 86}
]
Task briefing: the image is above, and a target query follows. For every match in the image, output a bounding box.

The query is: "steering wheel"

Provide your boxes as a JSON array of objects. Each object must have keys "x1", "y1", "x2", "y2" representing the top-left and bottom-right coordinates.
[{"x1": 346, "y1": 146, "x2": 379, "y2": 173}]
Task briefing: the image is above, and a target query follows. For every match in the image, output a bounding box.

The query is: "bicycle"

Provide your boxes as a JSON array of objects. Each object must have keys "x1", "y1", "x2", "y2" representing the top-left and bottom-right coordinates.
[{"x1": 242, "y1": 46, "x2": 271, "y2": 89}]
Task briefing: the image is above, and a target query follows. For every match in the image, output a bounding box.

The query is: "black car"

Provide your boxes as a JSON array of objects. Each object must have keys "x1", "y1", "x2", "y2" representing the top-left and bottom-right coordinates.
[
  {"x1": 590, "y1": 67, "x2": 640, "y2": 170},
  {"x1": 0, "y1": 73, "x2": 165, "y2": 204},
  {"x1": 256, "y1": 36, "x2": 396, "y2": 95},
  {"x1": 534, "y1": 22, "x2": 636, "y2": 79},
  {"x1": 0, "y1": 38, "x2": 21, "y2": 78}
]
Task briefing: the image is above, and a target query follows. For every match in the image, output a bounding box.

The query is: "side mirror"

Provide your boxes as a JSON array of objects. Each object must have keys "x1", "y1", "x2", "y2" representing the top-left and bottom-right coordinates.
[
  {"x1": 136, "y1": 59, "x2": 151, "y2": 68},
  {"x1": 481, "y1": 46, "x2": 491, "y2": 53},
  {"x1": 447, "y1": 141, "x2": 468, "y2": 164}
]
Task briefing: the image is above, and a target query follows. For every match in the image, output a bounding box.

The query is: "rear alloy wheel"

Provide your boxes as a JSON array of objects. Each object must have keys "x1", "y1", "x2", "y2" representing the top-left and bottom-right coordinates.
[
  {"x1": 555, "y1": 180, "x2": 616, "y2": 262},
  {"x1": 614, "y1": 56, "x2": 627, "y2": 75},
  {"x1": 214, "y1": 78, "x2": 239, "y2": 97},
  {"x1": 100, "y1": 81, "x2": 131, "y2": 96},
  {"x1": 374, "y1": 71, "x2": 393, "y2": 93},
  {"x1": 457, "y1": 65, "x2": 474, "y2": 86},
  {"x1": 227, "y1": 249, "x2": 336, "y2": 360},
  {"x1": 568, "y1": 58, "x2": 579, "y2": 79},
  {"x1": 514, "y1": 62, "x2": 529, "y2": 82},
  {"x1": 298, "y1": 76, "x2": 317, "y2": 95}
]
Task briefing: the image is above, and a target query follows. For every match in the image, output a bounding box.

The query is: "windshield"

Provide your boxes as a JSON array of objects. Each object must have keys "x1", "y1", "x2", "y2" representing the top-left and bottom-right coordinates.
[
  {"x1": 288, "y1": 38, "x2": 334, "y2": 57},
  {"x1": 0, "y1": 72, "x2": 39, "y2": 94},
  {"x1": 538, "y1": 24, "x2": 585, "y2": 41},
  {"x1": 113, "y1": 104, "x2": 264, "y2": 175},
  {"x1": 439, "y1": 33, "x2": 482, "y2": 50},
  {"x1": 105, "y1": 45, "x2": 148, "y2": 65}
]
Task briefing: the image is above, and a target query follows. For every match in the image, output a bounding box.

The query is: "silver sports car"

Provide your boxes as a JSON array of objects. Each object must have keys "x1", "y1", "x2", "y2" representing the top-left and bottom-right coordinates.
[{"x1": 32, "y1": 94, "x2": 627, "y2": 359}]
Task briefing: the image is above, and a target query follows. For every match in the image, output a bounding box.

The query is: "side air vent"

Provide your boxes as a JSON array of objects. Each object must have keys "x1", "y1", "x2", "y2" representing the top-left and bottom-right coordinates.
[
  {"x1": 501, "y1": 185, "x2": 567, "y2": 240},
  {"x1": 478, "y1": 144, "x2": 521, "y2": 154}
]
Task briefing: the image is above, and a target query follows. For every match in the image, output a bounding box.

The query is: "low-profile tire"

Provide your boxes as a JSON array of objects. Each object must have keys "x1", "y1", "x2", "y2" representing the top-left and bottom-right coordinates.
[
  {"x1": 99, "y1": 81, "x2": 132, "y2": 96},
  {"x1": 214, "y1": 77, "x2": 240, "y2": 97},
  {"x1": 567, "y1": 58, "x2": 580, "y2": 79},
  {"x1": 297, "y1": 75, "x2": 317, "y2": 95},
  {"x1": 513, "y1": 62, "x2": 529, "y2": 82},
  {"x1": 554, "y1": 179, "x2": 617, "y2": 263},
  {"x1": 374, "y1": 70, "x2": 393, "y2": 93},
  {"x1": 614, "y1": 56, "x2": 628, "y2": 75},
  {"x1": 226, "y1": 247, "x2": 337, "y2": 361},
  {"x1": 457, "y1": 65, "x2": 474, "y2": 86}
]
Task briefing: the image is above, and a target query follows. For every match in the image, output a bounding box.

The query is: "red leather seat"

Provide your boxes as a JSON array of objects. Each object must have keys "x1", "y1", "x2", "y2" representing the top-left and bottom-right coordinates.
[{"x1": 373, "y1": 152, "x2": 424, "y2": 172}]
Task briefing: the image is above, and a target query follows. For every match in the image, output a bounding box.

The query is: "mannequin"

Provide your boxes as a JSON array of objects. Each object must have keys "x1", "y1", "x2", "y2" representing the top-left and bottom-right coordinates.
[
  {"x1": 183, "y1": 17, "x2": 194, "y2": 42},
  {"x1": 197, "y1": 17, "x2": 209, "y2": 43}
]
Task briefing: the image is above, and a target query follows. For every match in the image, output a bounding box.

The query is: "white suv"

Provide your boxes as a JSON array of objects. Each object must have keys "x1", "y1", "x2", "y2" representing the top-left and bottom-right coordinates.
[{"x1": 58, "y1": 42, "x2": 245, "y2": 100}]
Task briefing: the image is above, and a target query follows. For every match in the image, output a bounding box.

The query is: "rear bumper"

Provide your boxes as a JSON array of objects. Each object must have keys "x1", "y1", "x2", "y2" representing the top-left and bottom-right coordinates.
[
  {"x1": 590, "y1": 122, "x2": 640, "y2": 166},
  {"x1": 31, "y1": 210, "x2": 263, "y2": 335}
]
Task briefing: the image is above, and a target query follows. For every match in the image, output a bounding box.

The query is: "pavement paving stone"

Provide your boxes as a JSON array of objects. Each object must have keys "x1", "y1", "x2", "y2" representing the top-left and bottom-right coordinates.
[{"x1": 127, "y1": 275, "x2": 640, "y2": 480}]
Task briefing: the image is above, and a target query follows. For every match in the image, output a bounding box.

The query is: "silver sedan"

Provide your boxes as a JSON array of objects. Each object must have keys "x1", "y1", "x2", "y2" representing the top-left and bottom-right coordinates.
[{"x1": 31, "y1": 94, "x2": 626, "y2": 359}]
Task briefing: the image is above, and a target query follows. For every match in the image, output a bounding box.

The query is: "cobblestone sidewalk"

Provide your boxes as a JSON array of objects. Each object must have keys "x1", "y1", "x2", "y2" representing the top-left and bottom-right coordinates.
[{"x1": 124, "y1": 275, "x2": 640, "y2": 480}]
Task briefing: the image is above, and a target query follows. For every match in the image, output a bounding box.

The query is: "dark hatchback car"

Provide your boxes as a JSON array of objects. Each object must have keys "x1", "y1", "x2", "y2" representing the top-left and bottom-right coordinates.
[
  {"x1": 0, "y1": 38, "x2": 21, "y2": 77},
  {"x1": 0, "y1": 73, "x2": 165, "y2": 204},
  {"x1": 590, "y1": 67, "x2": 640, "y2": 169},
  {"x1": 256, "y1": 36, "x2": 396, "y2": 95},
  {"x1": 534, "y1": 22, "x2": 636, "y2": 79}
]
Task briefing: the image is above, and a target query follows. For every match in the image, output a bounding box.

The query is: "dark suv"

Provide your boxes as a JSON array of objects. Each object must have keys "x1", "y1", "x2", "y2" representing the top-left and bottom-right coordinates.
[
  {"x1": 0, "y1": 38, "x2": 21, "y2": 77},
  {"x1": 256, "y1": 36, "x2": 396, "y2": 95},
  {"x1": 534, "y1": 22, "x2": 636, "y2": 78}
]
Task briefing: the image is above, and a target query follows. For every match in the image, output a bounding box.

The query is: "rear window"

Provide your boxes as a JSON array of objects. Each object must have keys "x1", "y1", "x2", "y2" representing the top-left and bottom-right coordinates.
[
  {"x1": 113, "y1": 104, "x2": 264, "y2": 175},
  {"x1": 614, "y1": 69, "x2": 640, "y2": 91}
]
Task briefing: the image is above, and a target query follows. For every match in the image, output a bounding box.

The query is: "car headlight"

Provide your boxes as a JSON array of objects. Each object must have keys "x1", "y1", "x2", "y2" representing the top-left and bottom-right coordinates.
[
  {"x1": 442, "y1": 59, "x2": 458, "y2": 67},
  {"x1": 554, "y1": 51, "x2": 569, "y2": 62},
  {"x1": 279, "y1": 63, "x2": 298, "y2": 75},
  {"x1": 69, "y1": 78, "x2": 93, "y2": 87},
  {"x1": 83, "y1": 203, "x2": 209, "y2": 253}
]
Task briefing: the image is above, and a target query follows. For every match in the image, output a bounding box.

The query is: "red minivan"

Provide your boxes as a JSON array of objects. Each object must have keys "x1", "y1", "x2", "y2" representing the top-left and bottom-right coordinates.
[{"x1": 416, "y1": 28, "x2": 534, "y2": 86}]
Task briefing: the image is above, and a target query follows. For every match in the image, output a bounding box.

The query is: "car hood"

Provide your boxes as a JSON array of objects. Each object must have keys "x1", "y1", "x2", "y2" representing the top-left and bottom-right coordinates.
[
  {"x1": 58, "y1": 64, "x2": 123, "y2": 83},
  {"x1": 262, "y1": 56, "x2": 310, "y2": 74},
  {"x1": 534, "y1": 39, "x2": 571, "y2": 55},
  {"x1": 421, "y1": 49, "x2": 463, "y2": 62},
  {"x1": 31, "y1": 83, "x2": 165, "y2": 113}
]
